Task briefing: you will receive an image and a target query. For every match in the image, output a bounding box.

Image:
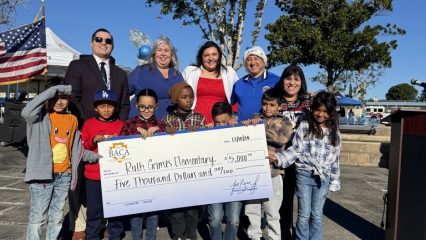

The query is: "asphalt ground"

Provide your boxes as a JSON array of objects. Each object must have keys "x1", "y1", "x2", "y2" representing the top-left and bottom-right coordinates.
[{"x1": 0, "y1": 145, "x2": 388, "y2": 240}]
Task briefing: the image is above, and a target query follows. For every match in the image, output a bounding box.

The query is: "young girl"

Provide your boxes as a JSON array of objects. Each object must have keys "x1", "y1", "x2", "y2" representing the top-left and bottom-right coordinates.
[
  {"x1": 80, "y1": 90, "x2": 125, "y2": 240},
  {"x1": 269, "y1": 91, "x2": 341, "y2": 240},
  {"x1": 120, "y1": 88, "x2": 166, "y2": 240},
  {"x1": 21, "y1": 85, "x2": 99, "y2": 240},
  {"x1": 164, "y1": 82, "x2": 205, "y2": 240}
]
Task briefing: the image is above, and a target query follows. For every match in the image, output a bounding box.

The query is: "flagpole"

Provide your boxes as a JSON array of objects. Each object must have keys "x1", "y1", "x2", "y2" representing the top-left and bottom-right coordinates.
[
  {"x1": 33, "y1": 0, "x2": 45, "y2": 22},
  {"x1": 36, "y1": 0, "x2": 48, "y2": 86},
  {"x1": 41, "y1": 0, "x2": 45, "y2": 18},
  {"x1": 42, "y1": 0, "x2": 47, "y2": 87}
]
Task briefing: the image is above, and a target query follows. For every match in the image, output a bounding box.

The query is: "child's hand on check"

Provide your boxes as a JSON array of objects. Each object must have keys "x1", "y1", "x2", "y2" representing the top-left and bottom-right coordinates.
[
  {"x1": 137, "y1": 127, "x2": 148, "y2": 139},
  {"x1": 166, "y1": 126, "x2": 176, "y2": 135}
]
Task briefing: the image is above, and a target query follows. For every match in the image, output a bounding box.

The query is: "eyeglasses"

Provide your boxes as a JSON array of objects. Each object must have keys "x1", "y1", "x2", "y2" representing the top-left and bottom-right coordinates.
[
  {"x1": 94, "y1": 36, "x2": 113, "y2": 45},
  {"x1": 136, "y1": 105, "x2": 157, "y2": 112}
]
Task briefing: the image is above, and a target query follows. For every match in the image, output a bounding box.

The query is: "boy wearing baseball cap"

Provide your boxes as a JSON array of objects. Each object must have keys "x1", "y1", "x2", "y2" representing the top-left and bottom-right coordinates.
[
  {"x1": 80, "y1": 90, "x2": 125, "y2": 239},
  {"x1": 231, "y1": 46, "x2": 280, "y2": 121}
]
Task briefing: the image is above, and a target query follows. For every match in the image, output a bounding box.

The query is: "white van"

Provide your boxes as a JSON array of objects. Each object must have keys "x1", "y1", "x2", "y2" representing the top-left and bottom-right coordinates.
[{"x1": 364, "y1": 106, "x2": 390, "y2": 119}]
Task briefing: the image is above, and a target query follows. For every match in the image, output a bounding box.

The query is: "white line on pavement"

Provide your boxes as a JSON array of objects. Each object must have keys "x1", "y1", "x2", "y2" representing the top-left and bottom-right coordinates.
[
  {"x1": 0, "y1": 206, "x2": 14, "y2": 216},
  {"x1": 0, "y1": 220, "x2": 27, "y2": 225},
  {"x1": 0, "y1": 201, "x2": 26, "y2": 206},
  {"x1": 2, "y1": 179, "x2": 23, "y2": 188},
  {"x1": 366, "y1": 181, "x2": 387, "y2": 192},
  {"x1": 0, "y1": 175, "x2": 24, "y2": 179},
  {"x1": 0, "y1": 187, "x2": 25, "y2": 191}
]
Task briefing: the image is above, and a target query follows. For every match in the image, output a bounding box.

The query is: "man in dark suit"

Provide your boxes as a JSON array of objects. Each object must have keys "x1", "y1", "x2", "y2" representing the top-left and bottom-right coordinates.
[
  {"x1": 65, "y1": 28, "x2": 129, "y2": 121},
  {"x1": 64, "y1": 28, "x2": 129, "y2": 240}
]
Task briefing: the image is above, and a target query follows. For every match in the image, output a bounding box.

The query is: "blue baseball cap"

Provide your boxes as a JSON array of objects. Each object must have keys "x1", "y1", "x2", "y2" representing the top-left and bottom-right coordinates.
[{"x1": 93, "y1": 90, "x2": 117, "y2": 105}]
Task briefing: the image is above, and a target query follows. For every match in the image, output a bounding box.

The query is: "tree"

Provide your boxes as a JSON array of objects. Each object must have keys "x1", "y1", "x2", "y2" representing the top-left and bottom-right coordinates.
[
  {"x1": 312, "y1": 64, "x2": 384, "y2": 99},
  {"x1": 145, "y1": 0, "x2": 268, "y2": 69},
  {"x1": 265, "y1": 0, "x2": 405, "y2": 92},
  {"x1": 0, "y1": 0, "x2": 28, "y2": 26},
  {"x1": 385, "y1": 83, "x2": 418, "y2": 100}
]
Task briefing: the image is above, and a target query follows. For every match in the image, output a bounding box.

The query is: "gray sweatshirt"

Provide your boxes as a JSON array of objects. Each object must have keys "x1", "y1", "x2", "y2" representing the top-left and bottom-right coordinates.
[{"x1": 21, "y1": 85, "x2": 97, "y2": 190}]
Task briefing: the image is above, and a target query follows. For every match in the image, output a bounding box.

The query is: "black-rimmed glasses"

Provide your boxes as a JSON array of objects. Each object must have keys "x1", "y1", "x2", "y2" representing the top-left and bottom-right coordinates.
[
  {"x1": 94, "y1": 36, "x2": 113, "y2": 45},
  {"x1": 137, "y1": 105, "x2": 157, "y2": 112}
]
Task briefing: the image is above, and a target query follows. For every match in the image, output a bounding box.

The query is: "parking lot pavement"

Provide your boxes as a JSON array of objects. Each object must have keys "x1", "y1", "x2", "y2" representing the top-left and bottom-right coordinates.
[{"x1": 0, "y1": 145, "x2": 388, "y2": 240}]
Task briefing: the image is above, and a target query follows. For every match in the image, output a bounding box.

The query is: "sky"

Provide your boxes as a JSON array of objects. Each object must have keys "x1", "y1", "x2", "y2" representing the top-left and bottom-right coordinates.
[{"x1": 2, "y1": 0, "x2": 425, "y2": 99}]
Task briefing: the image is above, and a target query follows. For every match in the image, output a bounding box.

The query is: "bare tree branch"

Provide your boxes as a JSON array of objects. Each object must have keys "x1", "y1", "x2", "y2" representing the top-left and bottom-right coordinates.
[{"x1": 146, "y1": 0, "x2": 267, "y2": 69}]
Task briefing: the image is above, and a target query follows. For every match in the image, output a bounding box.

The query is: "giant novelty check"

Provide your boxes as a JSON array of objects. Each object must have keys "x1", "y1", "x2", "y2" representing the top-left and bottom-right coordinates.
[{"x1": 98, "y1": 124, "x2": 272, "y2": 218}]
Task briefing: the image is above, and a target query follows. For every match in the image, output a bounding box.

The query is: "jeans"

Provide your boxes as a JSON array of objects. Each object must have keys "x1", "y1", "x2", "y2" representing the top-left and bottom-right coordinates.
[
  {"x1": 27, "y1": 171, "x2": 71, "y2": 240},
  {"x1": 169, "y1": 207, "x2": 199, "y2": 240},
  {"x1": 245, "y1": 176, "x2": 283, "y2": 240},
  {"x1": 294, "y1": 170, "x2": 329, "y2": 240},
  {"x1": 130, "y1": 213, "x2": 159, "y2": 240},
  {"x1": 208, "y1": 201, "x2": 242, "y2": 240}
]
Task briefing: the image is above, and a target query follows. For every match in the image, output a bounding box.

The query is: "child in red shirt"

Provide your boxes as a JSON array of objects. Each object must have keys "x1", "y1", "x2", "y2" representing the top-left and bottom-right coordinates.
[{"x1": 81, "y1": 90, "x2": 124, "y2": 239}]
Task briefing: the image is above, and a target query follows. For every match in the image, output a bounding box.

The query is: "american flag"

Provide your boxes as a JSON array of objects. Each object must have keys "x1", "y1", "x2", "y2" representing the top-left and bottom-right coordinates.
[{"x1": 0, "y1": 18, "x2": 47, "y2": 85}]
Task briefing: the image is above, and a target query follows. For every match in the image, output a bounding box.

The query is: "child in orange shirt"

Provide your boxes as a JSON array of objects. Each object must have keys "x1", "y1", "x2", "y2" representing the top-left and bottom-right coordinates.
[{"x1": 22, "y1": 85, "x2": 100, "y2": 240}]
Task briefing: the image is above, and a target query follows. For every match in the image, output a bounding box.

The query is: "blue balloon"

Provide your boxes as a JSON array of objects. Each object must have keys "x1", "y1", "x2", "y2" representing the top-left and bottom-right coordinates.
[{"x1": 138, "y1": 45, "x2": 152, "y2": 60}]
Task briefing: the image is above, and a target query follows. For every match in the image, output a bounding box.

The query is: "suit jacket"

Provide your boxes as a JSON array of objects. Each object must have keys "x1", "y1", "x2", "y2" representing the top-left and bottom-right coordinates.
[{"x1": 64, "y1": 55, "x2": 130, "y2": 121}]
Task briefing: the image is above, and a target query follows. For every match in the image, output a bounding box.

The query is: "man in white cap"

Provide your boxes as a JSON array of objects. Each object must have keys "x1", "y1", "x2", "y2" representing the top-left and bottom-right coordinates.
[{"x1": 231, "y1": 46, "x2": 280, "y2": 121}]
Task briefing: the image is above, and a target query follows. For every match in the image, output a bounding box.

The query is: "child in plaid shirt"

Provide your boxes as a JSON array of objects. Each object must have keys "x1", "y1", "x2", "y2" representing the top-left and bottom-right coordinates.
[
  {"x1": 164, "y1": 82, "x2": 206, "y2": 132},
  {"x1": 269, "y1": 91, "x2": 341, "y2": 240},
  {"x1": 244, "y1": 88, "x2": 293, "y2": 240},
  {"x1": 120, "y1": 88, "x2": 166, "y2": 240},
  {"x1": 164, "y1": 82, "x2": 206, "y2": 240}
]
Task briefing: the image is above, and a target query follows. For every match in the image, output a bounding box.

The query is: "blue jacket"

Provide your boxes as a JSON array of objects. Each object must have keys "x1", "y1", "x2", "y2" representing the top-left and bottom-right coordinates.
[
  {"x1": 128, "y1": 64, "x2": 184, "y2": 119},
  {"x1": 231, "y1": 71, "x2": 279, "y2": 121}
]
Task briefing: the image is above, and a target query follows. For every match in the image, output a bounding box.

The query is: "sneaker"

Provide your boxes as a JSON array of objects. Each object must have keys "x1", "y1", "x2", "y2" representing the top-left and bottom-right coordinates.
[
  {"x1": 102, "y1": 229, "x2": 109, "y2": 239},
  {"x1": 72, "y1": 231, "x2": 86, "y2": 240}
]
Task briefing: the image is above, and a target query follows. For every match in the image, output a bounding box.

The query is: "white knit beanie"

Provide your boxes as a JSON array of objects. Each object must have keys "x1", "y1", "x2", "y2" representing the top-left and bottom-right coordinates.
[{"x1": 244, "y1": 46, "x2": 267, "y2": 64}]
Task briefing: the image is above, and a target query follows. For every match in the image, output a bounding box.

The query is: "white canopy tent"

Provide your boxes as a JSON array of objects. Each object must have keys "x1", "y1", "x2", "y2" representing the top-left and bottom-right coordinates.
[{"x1": 45, "y1": 27, "x2": 80, "y2": 77}]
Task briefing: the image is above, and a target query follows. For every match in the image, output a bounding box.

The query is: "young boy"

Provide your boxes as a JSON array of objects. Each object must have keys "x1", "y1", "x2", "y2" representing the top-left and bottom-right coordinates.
[
  {"x1": 22, "y1": 85, "x2": 100, "y2": 240},
  {"x1": 207, "y1": 101, "x2": 242, "y2": 240},
  {"x1": 210, "y1": 101, "x2": 236, "y2": 126},
  {"x1": 245, "y1": 88, "x2": 293, "y2": 240},
  {"x1": 80, "y1": 90, "x2": 125, "y2": 240},
  {"x1": 22, "y1": 85, "x2": 79, "y2": 240},
  {"x1": 164, "y1": 82, "x2": 206, "y2": 240}
]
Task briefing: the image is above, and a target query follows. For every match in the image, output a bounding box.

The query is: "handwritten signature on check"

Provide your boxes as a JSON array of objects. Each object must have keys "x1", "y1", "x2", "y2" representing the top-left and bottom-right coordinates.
[{"x1": 230, "y1": 175, "x2": 260, "y2": 195}]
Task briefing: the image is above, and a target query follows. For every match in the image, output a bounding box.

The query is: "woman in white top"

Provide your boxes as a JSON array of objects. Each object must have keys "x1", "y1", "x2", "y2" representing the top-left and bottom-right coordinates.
[{"x1": 182, "y1": 41, "x2": 239, "y2": 123}]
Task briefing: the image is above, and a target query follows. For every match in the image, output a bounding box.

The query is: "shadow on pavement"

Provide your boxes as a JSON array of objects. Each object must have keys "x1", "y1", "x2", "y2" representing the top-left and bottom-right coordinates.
[{"x1": 324, "y1": 199, "x2": 384, "y2": 240}]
